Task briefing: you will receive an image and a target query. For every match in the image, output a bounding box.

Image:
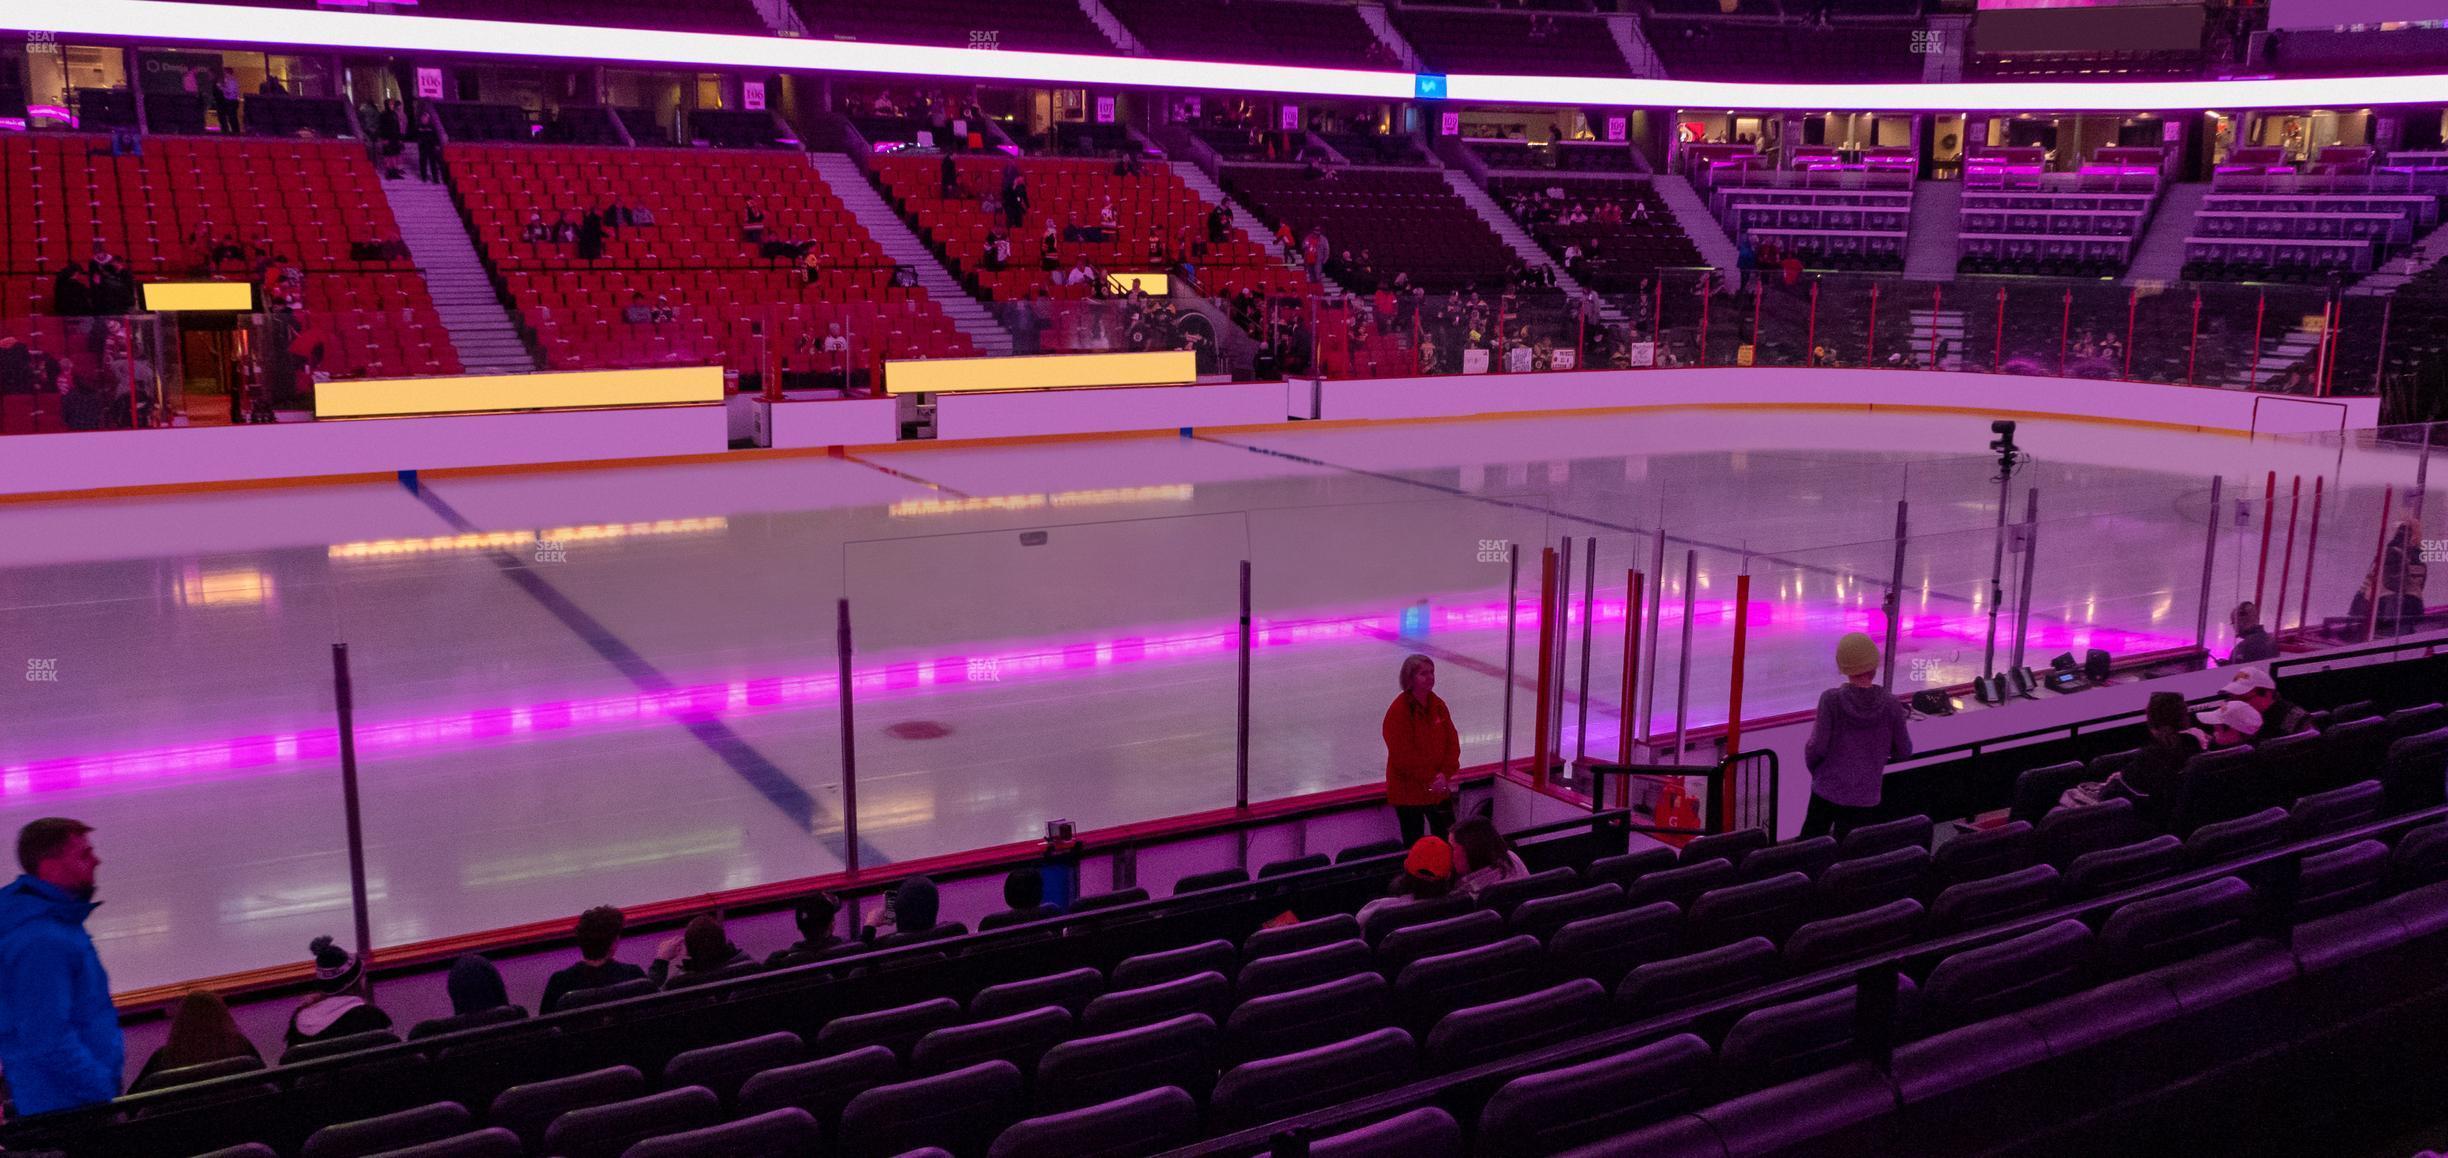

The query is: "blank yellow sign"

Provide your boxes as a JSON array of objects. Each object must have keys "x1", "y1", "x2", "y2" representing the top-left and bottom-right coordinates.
[
  {"x1": 886, "y1": 351, "x2": 1197, "y2": 395},
  {"x1": 141, "y1": 281, "x2": 256, "y2": 312},
  {"x1": 1103, "y1": 271, "x2": 1170, "y2": 296},
  {"x1": 315, "y1": 366, "x2": 725, "y2": 419}
]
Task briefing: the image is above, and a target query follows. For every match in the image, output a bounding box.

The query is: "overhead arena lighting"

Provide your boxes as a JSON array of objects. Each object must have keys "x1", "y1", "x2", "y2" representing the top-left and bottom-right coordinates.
[{"x1": 10, "y1": 0, "x2": 2448, "y2": 112}]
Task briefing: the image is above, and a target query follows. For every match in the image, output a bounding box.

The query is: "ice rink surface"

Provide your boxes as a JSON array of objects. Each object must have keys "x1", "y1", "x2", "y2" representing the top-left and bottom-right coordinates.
[{"x1": 1, "y1": 408, "x2": 2435, "y2": 991}]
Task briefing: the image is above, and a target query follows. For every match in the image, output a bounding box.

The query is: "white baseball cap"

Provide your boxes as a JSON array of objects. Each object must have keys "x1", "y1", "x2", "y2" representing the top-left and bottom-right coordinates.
[
  {"x1": 2198, "y1": 700, "x2": 2264, "y2": 735},
  {"x1": 2219, "y1": 668, "x2": 2276, "y2": 697}
]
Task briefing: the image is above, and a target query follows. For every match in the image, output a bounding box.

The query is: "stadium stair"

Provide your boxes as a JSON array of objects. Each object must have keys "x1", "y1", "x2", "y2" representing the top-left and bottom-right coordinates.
[
  {"x1": 2226, "y1": 217, "x2": 2448, "y2": 388},
  {"x1": 2122, "y1": 180, "x2": 2210, "y2": 286},
  {"x1": 811, "y1": 153, "x2": 1015, "y2": 356},
  {"x1": 1169, "y1": 162, "x2": 1341, "y2": 296},
  {"x1": 1444, "y1": 171, "x2": 1626, "y2": 323},
  {"x1": 1610, "y1": 12, "x2": 1667, "y2": 78},
  {"x1": 1903, "y1": 179, "x2": 1962, "y2": 281},
  {"x1": 1904, "y1": 301, "x2": 1967, "y2": 370},
  {"x1": 1652, "y1": 174, "x2": 1740, "y2": 277},
  {"x1": 1075, "y1": 0, "x2": 1144, "y2": 54},
  {"x1": 1357, "y1": 4, "x2": 1423, "y2": 71},
  {"x1": 380, "y1": 177, "x2": 538, "y2": 374}
]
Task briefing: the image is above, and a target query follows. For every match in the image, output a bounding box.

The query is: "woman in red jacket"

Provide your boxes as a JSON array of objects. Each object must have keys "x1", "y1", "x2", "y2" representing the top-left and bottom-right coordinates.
[{"x1": 1384, "y1": 654, "x2": 1459, "y2": 844}]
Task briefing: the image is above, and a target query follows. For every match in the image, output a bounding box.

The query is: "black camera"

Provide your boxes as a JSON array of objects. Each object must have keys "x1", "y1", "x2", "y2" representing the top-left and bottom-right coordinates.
[{"x1": 1988, "y1": 419, "x2": 2018, "y2": 455}]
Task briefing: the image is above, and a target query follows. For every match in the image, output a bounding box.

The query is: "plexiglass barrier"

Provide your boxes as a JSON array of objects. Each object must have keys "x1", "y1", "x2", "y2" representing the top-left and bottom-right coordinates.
[{"x1": 5, "y1": 427, "x2": 2442, "y2": 997}]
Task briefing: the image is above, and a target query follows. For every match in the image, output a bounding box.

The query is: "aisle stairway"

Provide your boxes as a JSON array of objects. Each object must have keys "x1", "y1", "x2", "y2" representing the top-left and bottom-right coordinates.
[
  {"x1": 2122, "y1": 181, "x2": 2210, "y2": 286},
  {"x1": 379, "y1": 176, "x2": 536, "y2": 374},
  {"x1": 1442, "y1": 171, "x2": 1624, "y2": 322},
  {"x1": 1652, "y1": 174, "x2": 1740, "y2": 275},
  {"x1": 1171, "y1": 162, "x2": 1339, "y2": 296},
  {"x1": 809, "y1": 153, "x2": 1014, "y2": 356},
  {"x1": 1903, "y1": 180, "x2": 1962, "y2": 281},
  {"x1": 1903, "y1": 303, "x2": 1967, "y2": 370}
]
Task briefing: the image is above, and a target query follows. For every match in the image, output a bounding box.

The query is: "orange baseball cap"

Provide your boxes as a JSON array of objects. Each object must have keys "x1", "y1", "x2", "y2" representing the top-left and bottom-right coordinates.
[{"x1": 1404, "y1": 836, "x2": 1454, "y2": 881}]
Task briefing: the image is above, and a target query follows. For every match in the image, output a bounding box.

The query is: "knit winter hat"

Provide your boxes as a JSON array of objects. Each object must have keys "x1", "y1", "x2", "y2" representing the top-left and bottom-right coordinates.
[
  {"x1": 1403, "y1": 836, "x2": 1454, "y2": 882},
  {"x1": 1835, "y1": 632, "x2": 1881, "y2": 678},
  {"x1": 309, "y1": 935, "x2": 361, "y2": 994}
]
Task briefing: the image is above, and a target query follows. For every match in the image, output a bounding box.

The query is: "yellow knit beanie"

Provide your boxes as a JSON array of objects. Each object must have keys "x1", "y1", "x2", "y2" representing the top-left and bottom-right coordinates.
[{"x1": 1835, "y1": 632, "x2": 1881, "y2": 677}]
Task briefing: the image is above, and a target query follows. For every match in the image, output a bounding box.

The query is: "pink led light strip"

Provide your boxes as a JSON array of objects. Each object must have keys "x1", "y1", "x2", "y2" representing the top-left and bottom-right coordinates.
[
  {"x1": 0, "y1": 592, "x2": 2188, "y2": 801},
  {"x1": 11, "y1": 0, "x2": 2448, "y2": 112}
]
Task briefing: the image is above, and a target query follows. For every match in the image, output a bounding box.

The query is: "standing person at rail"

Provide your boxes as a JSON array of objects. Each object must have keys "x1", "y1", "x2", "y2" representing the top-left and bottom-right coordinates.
[
  {"x1": 1384, "y1": 654, "x2": 1460, "y2": 845},
  {"x1": 0, "y1": 818, "x2": 122, "y2": 1115},
  {"x1": 1800, "y1": 633, "x2": 1914, "y2": 839}
]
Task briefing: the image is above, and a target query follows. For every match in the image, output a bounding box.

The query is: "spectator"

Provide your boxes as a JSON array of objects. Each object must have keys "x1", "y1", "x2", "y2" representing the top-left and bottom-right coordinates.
[
  {"x1": 521, "y1": 209, "x2": 550, "y2": 244},
  {"x1": 621, "y1": 291, "x2": 651, "y2": 325},
  {"x1": 445, "y1": 955, "x2": 513, "y2": 1019},
  {"x1": 1450, "y1": 815, "x2": 1526, "y2": 895},
  {"x1": 539, "y1": 905, "x2": 647, "y2": 1014},
  {"x1": 576, "y1": 207, "x2": 606, "y2": 262},
  {"x1": 2058, "y1": 691, "x2": 2200, "y2": 823},
  {"x1": 650, "y1": 914, "x2": 751, "y2": 987},
  {"x1": 1383, "y1": 653, "x2": 1460, "y2": 846},
  {"x1": 1098, "y1": 196, "x2": 1119, "y2": 230},
  {"x1": 0, "y1": 818, "x2": 120, "y2": 1115},
  {"x1": 741, "y1": 197, "x2": 767, "y2": 245},
  {"x1": 765, "y1": 893, "x2": 845, "y2": 968},
  {"x1": 983, "y1": 869, "x2": 1064, "y2": 929},
  {"x1": 216, "y1": 68, "x2": 242, "y2": 134},
  {"x1": 415, "y1": 105, "x2": 443, "y2": 182},
  {"x1": 51, "y1": 262, "x2": 90, "y2": 316},
  {"x1": 2197, "y1": 699, "x2": 2263, "y2": 750},
  {"x1": 873, "y1": 876, "x2": 943, "y2": 945},
  {"x1": 799, "y1": 244, "x2": 827, "y2": 285},
  {"x1": 287, "y1": 935, "x2": 392, "y2": 1047},
  {"x1": 553, "y1": 211, "x2": 579, "y2": 245},
  {"x1": 1038, "y1": 220, "x2": 1061, "y2": 271},
  {"x1": 650, "y1": 295, "x2": 675, "y2": 323},
  {"x1": 1800, "y1": 633, "x2": 1912, "y2": 839},
  {"x1": 626, "y1": 201, "x2": 654, "y2": 228},
  {"x1": 2220, "y1": 668, "x2": 2309, "y2": 742},
  {"x1": 2228, "y1": 602, "x2": 2277, "y2": 664},
  {"x1": 134, "y1": 991, "x2": 258, "y2": 1087},
  {"x1": 257, "y1": 74, "x2": 286, "y2": 96},
  {"x1": 980, "y1": 231, "x2": 1007, "y2": 273},
  {"x1": 1357, "y1": 837, "x2": 1458, "y2": 926},
  {"x1": 376, "y1": 99, "x2": 406, "y2": 176},
  {"x1": 1002, "y1": 173, "x2": 1030, "y2": 228}
]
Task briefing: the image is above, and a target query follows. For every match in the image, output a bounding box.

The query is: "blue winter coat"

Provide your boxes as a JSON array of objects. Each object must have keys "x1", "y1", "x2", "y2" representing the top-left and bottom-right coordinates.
[{"x1": 0, "y1": 874, "x2": 123, "y2": 1115}]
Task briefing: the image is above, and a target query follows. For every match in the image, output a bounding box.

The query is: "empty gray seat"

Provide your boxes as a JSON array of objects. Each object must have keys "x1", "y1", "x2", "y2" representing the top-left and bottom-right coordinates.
[
  {"x1": 1687, "y1": 872, "x2": 1814, "y2": 947},
  {"x1": 1376, "y1": 910, "x2": 1507, "y2": 976},
  {"x1": 2063, "y1": 835, "x2": 2184, "y2": 899},
  {"x1": 1475, "y1": 867, "x2": 1583, "y2": 917},
  {"x1": 1241, "y1": 914, "x2": 1361, "y2": 963},
  {"x1": 971, "y1": 967, "x2": 1104, "y2": 1020},
  {"x1": 2290, "y1": 780, "x2": 2383, "y2": 839},
  {"x1": 1476, "y1": 1033, "x2": 1714, "y2": 1157},
  {"x1": 2294, "y1": 839, "x2": 2391, "y2": 921},
  {"x1": 622, "y1": 1109, "x2": 820, "y2": 1158},
  {"x1": 2098, "y1": 876, "x2": 2252, "y2": 973},
  {"x1": 540, "y1": 1087, "x2": 721, "y2": 1158},
  {"x1": 1624, "y1": 859, "x2": 1738, "y2": 911},
  {"x1": 1677, "y1": 827, "x2": 1770, "y2": 868},
  {"x1": 1079, "y1": 971, "x2": 1232, "y2": 1034},
  {"x1": 1223, "y1": 972, "x2": 1392, "y2": 1068},
  {"x1": 1588, "y1": 847, "x2": 1678, "y2": 891},
  {"x1": 1510, "y1": 884, "x2": 1626, "y2": 943},
  {"x1": 1783, "y1": 898, "x2": 1923, "y2": 974},
  {"x1": 1260, "y1": 853, "x2": 1332, "y2": 878},
  {"x1": 1208, "y1": 1028, "x2": 1417, "y2": 1132},
  {"x1": 1928, "y1": 821, "x2": 2036, "y2": 891},
  {"x1": 1110, "y1": 940, "x2": 1235, "y2": 990},
  {"x1": 1548, "y1": 902, "x2": 1683, "y2": 990},
  {"x1": 1923, "y1": 918, "x2": 2093, "y2": 1029},
  {"x1": 2184, "y1": 807, "x2": 2289, "y2": 868},
  {"x1": 661, "y1": 1031, "x2": 803, "y2": 1107},
  {"x1": 736, "y1": 1045, "x2": 899, "y2": 1127},
  {"x1": 488, "y1": 1066, "x2": 646, "y2": 1151},
  {"x1": 1394, "y1": 935, "x2": 1548, "y2": 1030},
  {"x1": 815, "y1": 997, "x2": 963, "y2": 1059},
  {"x1": 1361, "y1": 892, "x2": 1479, "y2": 945},
  {"x1": 1927, "y1": 863, "x2": 2061, "y2": 935},
  {"x1": 1813, "y1": 845, "x2": 1928, "y2": 917},
  {"x1": 911, "y1": 1006, "x2": 1073, "y2": 1076},
  {"x1": 986, "y1": 1087, "x2": 1199, "y2": 1158},
  {"x1": 1310, "y1": 1106, "x2": 1463, "y2": 1158},
  {"x1": 1615, "y1": 938, "x2": 1778, "y2": 1019},
  {"x1": 1239, "y1": 938, "x2": 1373, "y2": 1000},
  {"x1": 1173, "y1": 867, "x2": 1250, "y2": 895},
  {"x1": 1068, "y1": 887, "x2": 1150, "y2": 912},
  {"x1": 1836, "y1": 815, "x2": 1931, "y2": 860},
  {"x1": 1738, "y1": 836, "x2": 1839, "y2": 883},
  {"x1": 360, "y1": 1129, "x2": 521, "y2": 1158},
  {"x1": 1423, "y1": 979, "x2": 1607, "y2": 1072},
  {"x1": 1036, "y1": 1013, "x2": 1216, "y2": 1113},
  {"x1": 838, "y1": 1061, "x2": 1025, "y2": 1158},
  {"x1": 303, "y1": 1102, "x2": 471, "y2": 1158}
]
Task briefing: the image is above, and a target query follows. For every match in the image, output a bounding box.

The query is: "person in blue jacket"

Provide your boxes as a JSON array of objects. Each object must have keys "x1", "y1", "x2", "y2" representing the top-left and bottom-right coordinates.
[{"x1": 0, "y1": 818, "x2": 122, "y2": 1116}]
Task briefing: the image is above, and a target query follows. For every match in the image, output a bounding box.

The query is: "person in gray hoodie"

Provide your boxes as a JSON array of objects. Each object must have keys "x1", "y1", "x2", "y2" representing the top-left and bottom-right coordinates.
[{"x1": 1800, "y1": 633, "x2": 1913, "y2": 839}]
